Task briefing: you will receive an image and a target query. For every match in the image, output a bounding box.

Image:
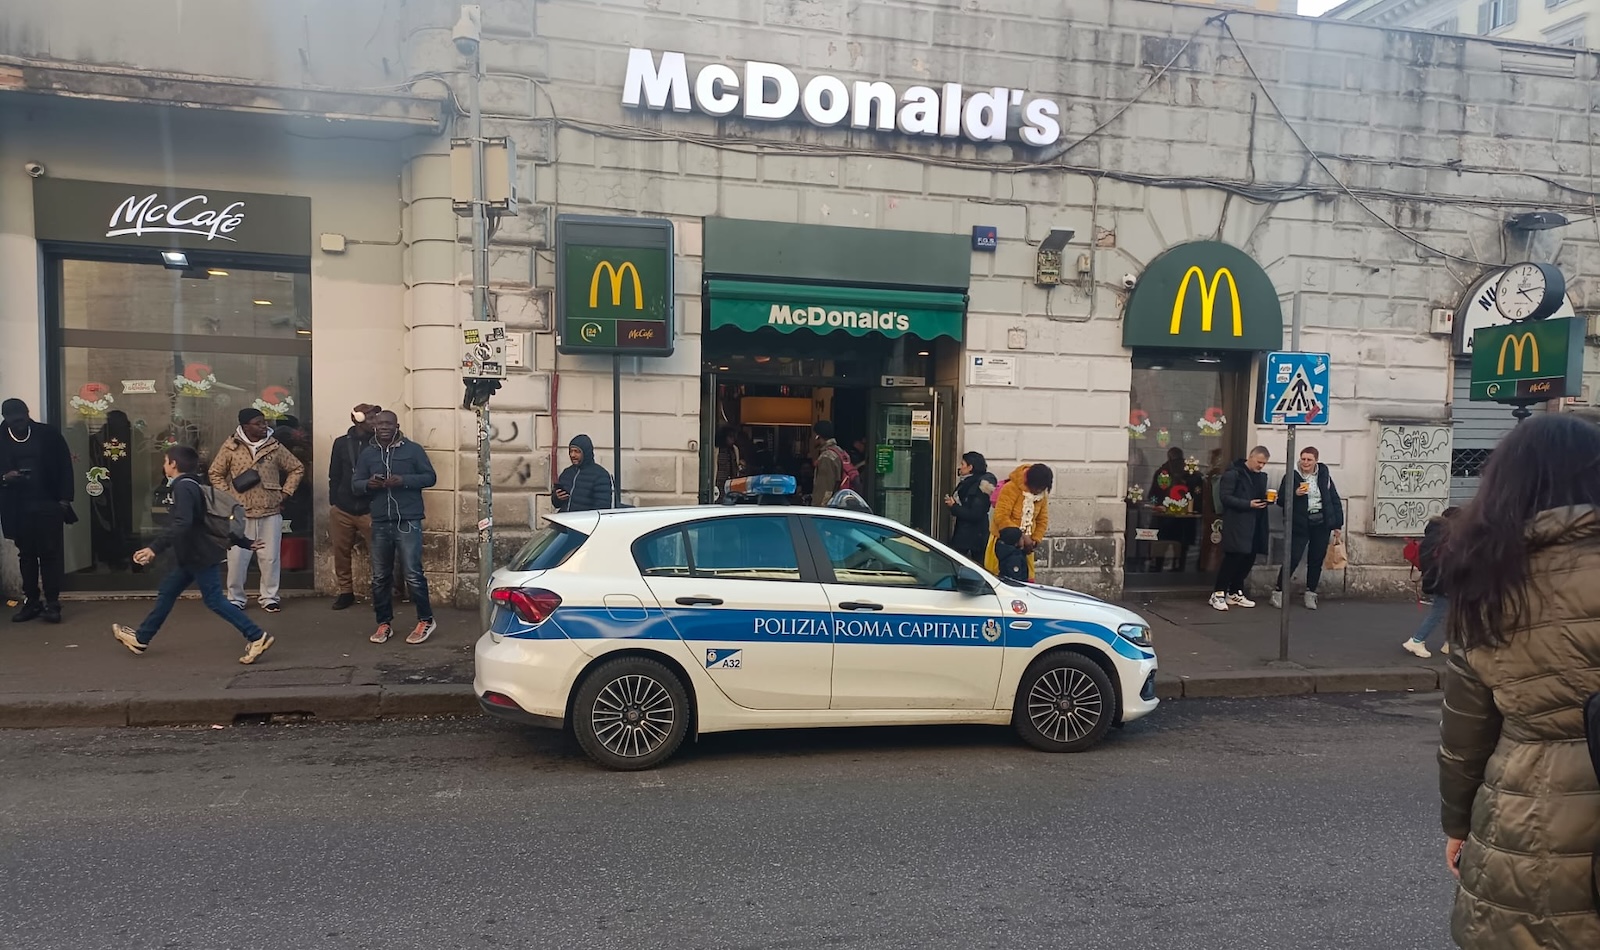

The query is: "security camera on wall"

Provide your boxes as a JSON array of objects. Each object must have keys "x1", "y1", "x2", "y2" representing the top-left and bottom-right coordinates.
[
  {"x1": 23, "y1": 162, "x2": 44, "y2": 178},
  {"x1": 452, "y1": 4, "x2": 482, "y2": 53},
  {"x1": 1122, "y1": 273, "x2": 1138, "y2": 290}
]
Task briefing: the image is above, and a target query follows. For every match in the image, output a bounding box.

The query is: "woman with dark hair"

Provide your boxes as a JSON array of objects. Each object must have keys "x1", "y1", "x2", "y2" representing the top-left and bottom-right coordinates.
[
  {"x1": 1436, "y1": 413, "x2": 1600, "y2": 950},
  {"x1": 987, "y1": 463, "x2": 1052, "y2": 581},
  {"x1": 945, "y1": 451, "x2": 990, "y2": 561}
]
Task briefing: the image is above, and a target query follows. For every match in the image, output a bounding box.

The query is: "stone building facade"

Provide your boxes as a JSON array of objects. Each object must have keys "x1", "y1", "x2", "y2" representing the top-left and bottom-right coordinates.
[{"x1": 2, "y1": 0, "x2": 1598, "y2": 602}]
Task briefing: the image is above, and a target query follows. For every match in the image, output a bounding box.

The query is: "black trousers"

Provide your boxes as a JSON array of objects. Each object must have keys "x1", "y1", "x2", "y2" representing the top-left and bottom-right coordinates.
[
  {"x1": 1214, "y1": 552, "x2": 1256, "y2": 595},
  {"x1": 1276, "y1": 522, "x2": 1333, "y2": 593},
  {"x1": 14, "y1": 508, "x2": 65, "y2": 603}
]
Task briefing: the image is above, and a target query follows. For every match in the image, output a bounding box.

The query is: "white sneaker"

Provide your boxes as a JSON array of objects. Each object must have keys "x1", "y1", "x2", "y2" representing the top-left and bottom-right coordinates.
[
  {"x1": 239, "y1": 633, "x2": 274, "y2": 665},
  {"x1": 1227, "y1": 593, "x2": 1256, "y2": 608},
  {"x1": 1270, "y1": 590, "x2": 1283, "y2": 609},
  {"x1": 1402, "y1": 639, "x2": 1431, "y2": 659},
  {"x1": 1440, "y1": 642, "x2": 1451, "y2": 655},
  {"x1": 1208, "y1": 591, "x2": 1229, "y2": 611},
  {"x1": 1304, "y1": 591, "x2": 1318, "y2": 610}
]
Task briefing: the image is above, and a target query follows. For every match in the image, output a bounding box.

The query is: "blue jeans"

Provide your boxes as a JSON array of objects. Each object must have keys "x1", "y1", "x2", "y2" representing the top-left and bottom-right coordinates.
[
  {"x1": 1410, "y1": 594, "x2": 1449, "y2": 647},
  {"x1": 372, "y1": 519, "x2": 432, "y2": 625},
  {"x1": 136, "y1": 563, "x2": 265, "y2": 644}
]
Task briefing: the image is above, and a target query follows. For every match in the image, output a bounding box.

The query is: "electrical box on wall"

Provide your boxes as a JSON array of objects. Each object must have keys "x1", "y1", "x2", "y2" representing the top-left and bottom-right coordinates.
[
  {"x1": 450, "y1": 137, "x2": 519, "y2": 216},
  {"x1": 1429, "y1": 308, "x2": 1454, "y2": 337},
  {"x1": 1033, "y1": 228, "x2": 1075, "y2": 286}
]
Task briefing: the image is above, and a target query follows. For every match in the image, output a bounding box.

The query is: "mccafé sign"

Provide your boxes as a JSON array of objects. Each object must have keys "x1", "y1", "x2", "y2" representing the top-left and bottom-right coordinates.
[
  {"x1": 33, "y1": 178, "x2": 311, "y2": 257},
  {"x1": 623, "y1": 48, "x2": 1064, "y2": 146},
  {"x1": 1121, "y1": 241, "x2": 1283, "y2": 351}
]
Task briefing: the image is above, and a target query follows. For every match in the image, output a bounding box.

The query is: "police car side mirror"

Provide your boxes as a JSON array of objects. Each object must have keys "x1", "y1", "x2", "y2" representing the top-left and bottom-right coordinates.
[{"x1": 955, "y1": 566, "x2": 990, "y2": 596}]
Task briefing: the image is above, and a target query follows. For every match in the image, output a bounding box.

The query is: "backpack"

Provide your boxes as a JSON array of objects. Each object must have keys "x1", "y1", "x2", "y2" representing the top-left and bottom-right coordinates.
[
  {"x1": 198, "y1": 485, "x2": 247, "y2": 546},
  {"x1": 828, "y1": 445, "x2": 861, "y2": 493},
  {"x1": 990, "y1": 478, "x2": 1008, "y2": 506}
]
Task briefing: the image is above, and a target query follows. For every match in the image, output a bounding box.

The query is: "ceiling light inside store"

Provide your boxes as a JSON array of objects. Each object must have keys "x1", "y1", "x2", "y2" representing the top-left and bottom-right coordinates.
[
  {"x1": 207, "y1": 269, "x2": 229, "y2": 277},
  {"x1": 1195, "y1": 353, "x2": 1222, "y2": 364},
  {"x1": 160, "y1": 251, "x2": 189, "y2": 269},
  {"x1": 917, "y1": 350, "x2": 930, "y2": 357},
  {"x1": 296, "y1": 329, "x2": 311, "y2": 336},
  {"x1": 253, "y1": 299, "x2": 273, "y2": 306}
]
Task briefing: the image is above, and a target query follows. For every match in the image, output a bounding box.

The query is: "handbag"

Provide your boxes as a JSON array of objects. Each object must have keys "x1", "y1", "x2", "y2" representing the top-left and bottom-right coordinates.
[
  {"x1": 1324, "y1": 537, "x2": 1348, "y2": 570},
  {"x1": 231, "y1": 468, "x2": 261, "y2": 493}
]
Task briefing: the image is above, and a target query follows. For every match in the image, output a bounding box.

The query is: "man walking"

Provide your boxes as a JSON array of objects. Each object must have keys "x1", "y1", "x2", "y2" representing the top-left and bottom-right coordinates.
[
  {"x1": 811, "y1": 420, "x2": 845, "y2": 507},
  {"x1": 1209, "y1": 445, "x2": 1271, "y2": 611},
  {"x1": 208, "y1": 408, "x2": 303, "y2": 613},
  {"x1": 554, "y1": 434, "x2": 615, "y2": 512},
  {"x1": 0, "y1": 399, "x2": 74, "y2": 623},
  {"x1": 111, "y1": 446, "x2": 274, "y2": 664},
  {"x1": 352, "y1": 410, "x2": 437, "y2": 645},
  {"x1": 328, "y1": 403, "x2": 379, "y2": 611}
]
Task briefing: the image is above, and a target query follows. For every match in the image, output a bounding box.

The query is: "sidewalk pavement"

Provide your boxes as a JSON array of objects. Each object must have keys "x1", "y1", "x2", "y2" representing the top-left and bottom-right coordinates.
[{"x1": 0, "y1": 592, "x2": 1443, "y2": 729}]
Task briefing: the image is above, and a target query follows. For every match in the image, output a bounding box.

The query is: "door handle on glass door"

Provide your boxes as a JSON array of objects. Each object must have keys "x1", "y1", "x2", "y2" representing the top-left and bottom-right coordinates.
[
  {"x1": 675, "y1": 596, "x2": 724, "y2": 606},
  {"x1": 838, "y1": 601, "x2": 883, "y2": 611}
]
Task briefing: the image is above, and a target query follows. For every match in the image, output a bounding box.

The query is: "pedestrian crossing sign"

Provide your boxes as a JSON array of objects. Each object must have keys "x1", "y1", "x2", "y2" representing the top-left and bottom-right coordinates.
[{"x1": 1260, "y1": 352, "x2": 1331, "y2": 426}]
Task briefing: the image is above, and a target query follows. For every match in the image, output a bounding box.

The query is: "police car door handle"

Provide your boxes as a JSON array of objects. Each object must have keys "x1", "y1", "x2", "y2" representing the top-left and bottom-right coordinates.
[
  {"x1": 838, "y1": 601, "x2": 883, "y2": 612},
  {"x1": 675, "y1": 596, "x2": 724, "y2": 606}
]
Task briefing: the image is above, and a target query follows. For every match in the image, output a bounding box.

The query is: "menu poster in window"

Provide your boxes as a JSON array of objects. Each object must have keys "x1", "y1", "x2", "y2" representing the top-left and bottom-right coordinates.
[{"x1": 910, "y1": 410, "x2": 932, "y2": 441}]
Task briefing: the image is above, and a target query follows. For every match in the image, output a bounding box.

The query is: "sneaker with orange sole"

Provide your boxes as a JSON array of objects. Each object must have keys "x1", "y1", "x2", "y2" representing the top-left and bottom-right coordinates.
[
  {"x1": 370, "y1": 623, "x2": 394, "y2": 644},
  {"x1": 406, "y1": 619, "x2": 437, "y2": 645}
]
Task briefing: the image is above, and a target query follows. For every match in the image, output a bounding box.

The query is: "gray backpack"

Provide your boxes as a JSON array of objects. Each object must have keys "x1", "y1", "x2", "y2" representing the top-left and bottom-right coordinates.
[{"x1": 198, "y1": 485, "x2": 247, "y2": 546}]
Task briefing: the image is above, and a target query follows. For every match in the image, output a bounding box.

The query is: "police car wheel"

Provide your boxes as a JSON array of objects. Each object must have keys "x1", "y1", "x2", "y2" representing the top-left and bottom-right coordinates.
[
  {"x1": 572, "y1": 656, "x2": 690, "y2": 771},
  {"x1": 1012, "y1": 652, "x2": 1115, "y2": 753}
]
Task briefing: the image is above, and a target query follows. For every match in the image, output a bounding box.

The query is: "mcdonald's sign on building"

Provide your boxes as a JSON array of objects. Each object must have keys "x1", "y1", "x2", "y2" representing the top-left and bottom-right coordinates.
[
  {"x1": 1120, "y1": 241, "x2": 1283, "y2": 352},
  {"x1": 1469, "y1": 317, "x2": 1584, "y2": 403},
  {"x1": 555, "y1": 214, "x2": 675, "y2": 356}
]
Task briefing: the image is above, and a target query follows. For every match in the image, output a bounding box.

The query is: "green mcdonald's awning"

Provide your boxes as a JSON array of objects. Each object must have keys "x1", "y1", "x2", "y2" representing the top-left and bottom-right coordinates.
[{"x1": 707, "y1": 280, "x2": 966, "y2": 341}]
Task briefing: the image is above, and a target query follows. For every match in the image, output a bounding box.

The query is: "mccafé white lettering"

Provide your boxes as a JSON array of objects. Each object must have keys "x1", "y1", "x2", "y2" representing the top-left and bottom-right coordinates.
[
  {"x1": 106, "y1": 193, "x2": 247, "y2": 242},
  {"x1": 622, "y1": 48, "x2": 1063, "y2": 147},
  {"x1": 768, "y1": 304, "x2": 912, "y2": 333}
]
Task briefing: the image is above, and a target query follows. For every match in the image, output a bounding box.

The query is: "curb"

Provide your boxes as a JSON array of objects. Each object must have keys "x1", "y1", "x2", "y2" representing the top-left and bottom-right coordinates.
[{"x1": 0, "y1": 669, "x2": 1437, "y2": 729}]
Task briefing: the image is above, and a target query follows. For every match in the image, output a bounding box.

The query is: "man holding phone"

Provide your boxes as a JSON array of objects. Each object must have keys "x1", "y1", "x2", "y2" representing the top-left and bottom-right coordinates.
[
  {"x1": 0, "y1": 398, "x2": 74, "y2": 623},
  {"x1": 1208, "y1": 445, "x2": 1271, "y2": 611},
  {"x1": 351, "y1": 410, "x2": 437, "y2": 645}
]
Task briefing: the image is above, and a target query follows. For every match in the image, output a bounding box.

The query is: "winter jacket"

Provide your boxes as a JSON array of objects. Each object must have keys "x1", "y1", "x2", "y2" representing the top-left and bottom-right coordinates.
[
  {"x1": 813, "y1": 439, "x2": 843, "y2": 507},
  {"x1": 1418, "y1": 515, "x2": 1449, "y2": 597},
  {"x1": 948, "y1": 472, "x2": 992, "y2": 554},
  {"x1": 991, "y1": 465, "x2": 1050, "y2": 545},
  {"x1": 0, "y1": 420, "x2": 73, "y2": 541},
  {"x1": 1439, "y1": 506, "x2": 1600, "y2": 950},
  {"x1": 352, "y1": 436, "x2": 436, "y2": 523},
  {"x1": 328, "y1": 427, "x2": 374, "y2": 517},
  {"x1": 207, "y1": 435, "x2": 304, "y2": 519},
  {"x1": 1275, "y1": 463, "x2": 1344, "y2": 531},
  {"x1": 148, "y1": 473, "x2": 252, "y2": 570},
  {"x1": 1217, "y1": 459, "x2": 1269, "y2": 556},
  {"x1": 556, "y1": 434, "x2": 614, "y2": 513}
]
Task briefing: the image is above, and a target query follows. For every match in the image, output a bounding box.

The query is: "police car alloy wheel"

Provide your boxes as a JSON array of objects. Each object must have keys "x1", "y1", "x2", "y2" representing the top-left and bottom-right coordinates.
[
  {"x1": 1012, "y1": 652, "x2": 1115, "y2": 753},
  {"x1": 571, "y1": 656, "x2": 691, "y2": 770}
]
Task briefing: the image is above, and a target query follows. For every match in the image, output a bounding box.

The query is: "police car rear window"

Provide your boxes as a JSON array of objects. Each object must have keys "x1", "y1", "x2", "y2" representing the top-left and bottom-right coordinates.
[{"x1": 507, "y1": 524, "x2": 586, "y2": 572}]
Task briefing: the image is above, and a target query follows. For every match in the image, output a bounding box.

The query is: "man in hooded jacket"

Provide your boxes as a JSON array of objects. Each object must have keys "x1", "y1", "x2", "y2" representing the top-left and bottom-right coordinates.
[{"x1": 555, "y1": 434, "x2": 615, "y2": 512}]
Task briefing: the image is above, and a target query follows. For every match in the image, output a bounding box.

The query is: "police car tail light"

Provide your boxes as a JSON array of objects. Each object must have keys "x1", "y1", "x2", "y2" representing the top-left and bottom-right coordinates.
[{"x1": 491, "y1": 587, "x2": 562, "y2": 625}]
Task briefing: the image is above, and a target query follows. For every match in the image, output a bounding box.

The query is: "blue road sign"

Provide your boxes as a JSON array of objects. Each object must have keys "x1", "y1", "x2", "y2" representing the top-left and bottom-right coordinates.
[{"x1": 1261, "y1": 351, "x2": 1331, "y2": 426}]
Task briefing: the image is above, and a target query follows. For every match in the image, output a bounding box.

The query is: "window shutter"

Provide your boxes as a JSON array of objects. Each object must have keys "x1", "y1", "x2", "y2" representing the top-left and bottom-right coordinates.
[
  {"x1": 1505, "y1": 0, "x2": 1519, "y2": 25},
  {"x1": 1477, "y1": 2, "x2": 1490, "y2": 33}
]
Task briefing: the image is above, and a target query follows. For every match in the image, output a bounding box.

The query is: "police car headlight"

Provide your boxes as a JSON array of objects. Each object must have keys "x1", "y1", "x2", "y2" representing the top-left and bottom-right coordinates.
[{"x1": 1117, "y1": 623, "x2": 1153, "y2": 648}]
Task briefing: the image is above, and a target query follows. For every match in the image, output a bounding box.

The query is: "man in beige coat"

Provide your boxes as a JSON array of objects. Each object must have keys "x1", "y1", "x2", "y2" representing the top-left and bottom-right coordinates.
[{"x1": 209, "y1": 408, "x2": 304, "y2": 613}]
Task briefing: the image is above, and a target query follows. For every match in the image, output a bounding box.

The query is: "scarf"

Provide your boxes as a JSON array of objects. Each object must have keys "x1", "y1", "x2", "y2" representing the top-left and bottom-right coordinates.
[
  {"x1": 1020, "y1": 491, "x2": 1044, "y2": 535},
  {"x1": 236, "y1": 426, "x2": 272, "y2": 459}
]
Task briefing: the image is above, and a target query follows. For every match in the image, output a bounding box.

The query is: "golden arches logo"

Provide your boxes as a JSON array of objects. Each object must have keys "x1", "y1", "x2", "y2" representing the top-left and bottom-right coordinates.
[
  {"x1": 1497, "y1": 332, "x2": 1539, "y2": 374},
  {"x1": 589, "y1": 261, "x2": 644, "y2": 309},
  {"x1": 1169, "y1": 266, "x2": 1242, "y2": 337}
]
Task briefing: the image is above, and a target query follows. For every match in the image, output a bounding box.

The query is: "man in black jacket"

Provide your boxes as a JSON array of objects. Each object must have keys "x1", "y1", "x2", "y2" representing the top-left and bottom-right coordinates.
[
  {"x1": 555, "y1": 434, "x2": 615, "y2": 512},
  {"x1": 1209, "y1": 446, "x2": 1271, "y2": 611},
  {"x1": 328, "y1": 403, "x2": 378, "y2": 611},
  {"x1": 0, "y1": 399, "x2": 75, "y2": 623},
  {"x1": 111, "y1": 445, "x2": 275, "y2": 664}
]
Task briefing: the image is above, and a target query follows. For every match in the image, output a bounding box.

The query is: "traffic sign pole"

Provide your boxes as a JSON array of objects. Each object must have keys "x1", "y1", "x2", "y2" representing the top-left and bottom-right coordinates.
[{"x1": 1278, "y1": 293, "x2": 1303, "y2": 663}]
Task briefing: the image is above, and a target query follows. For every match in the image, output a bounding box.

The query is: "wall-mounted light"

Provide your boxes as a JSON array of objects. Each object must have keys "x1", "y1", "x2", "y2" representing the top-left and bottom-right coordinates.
[
  {"x1": 252, "y1": 299, "x2": 273, "y2": 306},
  {"x1": 206, "y1": 269, "x2": 229, "y2": 277},
  {"x1": 1506, "y1": 211, "x2": 1569, "y2": 232},
  {"x1": 160, "y1": 251, "x2": 189, "y2": 269}
]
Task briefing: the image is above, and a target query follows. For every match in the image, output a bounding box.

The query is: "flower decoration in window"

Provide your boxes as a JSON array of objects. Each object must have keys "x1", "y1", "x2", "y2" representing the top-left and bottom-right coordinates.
[
  {"x1": 1125, "y1": 485, "x2": 1145, "y2": 504},
  {"x1": 174, "y1": 363, "x2": 218, "y2": 397},
  {"x1": 1127, "y1": 409, "x2": 1150, "y2": 440},
  {"x1": 69, "y1": 382, "x2": 115, "y2": 419},
  {"x1": 101, "y1": 438, "x2": 128, "y2": 461},
  {"x1": 1184, "y1": 456, "x2": 1200, "y2": 475},
  {"x1": 252, "y1": 385, "x2": 295, "y2": 421},
  {"x1": 1198, "y1": 407, "x2": 1226, "y2": 436}
]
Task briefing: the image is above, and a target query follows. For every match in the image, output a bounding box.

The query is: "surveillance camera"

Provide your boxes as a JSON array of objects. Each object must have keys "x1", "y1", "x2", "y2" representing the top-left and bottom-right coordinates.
[
  {"x1": 452, "y1": 4, "x2": 482, "y2": 53},
  {"x1": 1122, "y1": 273, "x2": 1137, "y2": 290},
  {"x1": 23, "y1": 162, "x2": 44, "y2": 179}
]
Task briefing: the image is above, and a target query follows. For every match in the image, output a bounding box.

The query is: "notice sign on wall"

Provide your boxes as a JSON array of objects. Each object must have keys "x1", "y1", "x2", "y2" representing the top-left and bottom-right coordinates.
[
  {"x1": 968, "y1": 355, "x2": 1016, "y2": 386},
  {"x1": 911, "y1": 410, "x2": 932, "y2": 441}
]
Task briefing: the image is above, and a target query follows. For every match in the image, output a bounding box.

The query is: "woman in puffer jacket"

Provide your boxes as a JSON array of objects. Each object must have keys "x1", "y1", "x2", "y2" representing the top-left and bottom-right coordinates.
[{"x1": 1437, "y1": 412, "x2": 1600, "y2": 949}]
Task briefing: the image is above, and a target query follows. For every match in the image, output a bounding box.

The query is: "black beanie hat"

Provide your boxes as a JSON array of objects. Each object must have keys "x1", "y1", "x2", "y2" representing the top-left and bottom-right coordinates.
[{"x1": 238, "y1": 408, "x2": 265, "y2": 426}]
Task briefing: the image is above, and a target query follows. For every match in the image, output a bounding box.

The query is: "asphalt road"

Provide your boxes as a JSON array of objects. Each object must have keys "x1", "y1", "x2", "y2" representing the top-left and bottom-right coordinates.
[{"x1": 0, "y1": 696, "x2": 1455, "y2": 950}]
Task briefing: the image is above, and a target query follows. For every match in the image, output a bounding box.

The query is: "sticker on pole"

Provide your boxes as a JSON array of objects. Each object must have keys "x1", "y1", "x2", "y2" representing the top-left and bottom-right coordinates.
[{"x1": 1261, "y1": 352, "x2": 1330, "y2": 426}]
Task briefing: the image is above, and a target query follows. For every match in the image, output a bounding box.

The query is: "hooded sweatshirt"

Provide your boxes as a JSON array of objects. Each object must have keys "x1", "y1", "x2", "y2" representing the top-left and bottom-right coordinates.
[
  {"x1": 556, "y1": 434, "x2": 614, "y2": 512},
  {"x1": 207, "y1": 432, "x2": 304, "y2": 519}
]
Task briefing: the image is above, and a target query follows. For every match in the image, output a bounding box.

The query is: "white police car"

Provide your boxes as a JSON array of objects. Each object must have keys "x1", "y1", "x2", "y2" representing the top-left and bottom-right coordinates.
[{"x1": 474, "y1": 501, "x2": 1159, "y2": 770}]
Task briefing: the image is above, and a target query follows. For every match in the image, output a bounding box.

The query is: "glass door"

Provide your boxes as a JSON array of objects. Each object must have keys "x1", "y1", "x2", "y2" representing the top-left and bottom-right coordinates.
[{"x1": 868, "y1": 388, "x2": 953, "y2": 535}]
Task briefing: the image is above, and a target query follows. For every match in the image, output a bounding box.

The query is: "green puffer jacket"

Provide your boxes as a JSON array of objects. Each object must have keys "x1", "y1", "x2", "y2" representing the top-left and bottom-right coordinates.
[{"x1": 1439, "y1": 506, "x2": 1600, "y2": 949}]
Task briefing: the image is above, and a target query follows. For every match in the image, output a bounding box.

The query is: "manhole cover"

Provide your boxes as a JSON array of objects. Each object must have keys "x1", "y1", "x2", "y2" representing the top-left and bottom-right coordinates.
[{"x1": 229, "y1": 666, "x2": 356, "y2": 689}]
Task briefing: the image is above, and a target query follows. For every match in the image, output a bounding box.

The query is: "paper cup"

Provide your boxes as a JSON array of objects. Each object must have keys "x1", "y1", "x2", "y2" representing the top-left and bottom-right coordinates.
[{"x1": 1265, "y1": 489, "x2": 1278, "y2": 503}]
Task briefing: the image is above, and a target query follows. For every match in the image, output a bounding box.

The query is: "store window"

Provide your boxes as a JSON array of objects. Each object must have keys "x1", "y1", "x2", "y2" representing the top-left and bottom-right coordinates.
[{"x1": 48, "y1": 257, "x2": 313, "y2": 590}]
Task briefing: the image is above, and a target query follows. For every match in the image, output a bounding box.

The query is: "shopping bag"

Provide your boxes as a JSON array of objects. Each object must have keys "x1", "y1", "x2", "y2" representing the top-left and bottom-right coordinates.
[{"x1": 1324, "y1": 538, "x2": 1348, "y2": 570}]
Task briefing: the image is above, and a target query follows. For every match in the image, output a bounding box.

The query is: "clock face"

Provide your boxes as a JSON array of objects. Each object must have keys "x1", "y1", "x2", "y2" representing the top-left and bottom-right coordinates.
[{"x1": 1495, "y1": 264, "x2": 1550, "y2": 321}]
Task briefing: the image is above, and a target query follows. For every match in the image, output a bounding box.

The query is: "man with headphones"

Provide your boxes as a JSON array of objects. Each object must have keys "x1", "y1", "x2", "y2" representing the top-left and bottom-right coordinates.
[
  {"x1": 329, "y1": 404, "x2": 383, "y2": 611},
  {"x1": 351, "y1": 410, "x2": 437, "y2": 645}
]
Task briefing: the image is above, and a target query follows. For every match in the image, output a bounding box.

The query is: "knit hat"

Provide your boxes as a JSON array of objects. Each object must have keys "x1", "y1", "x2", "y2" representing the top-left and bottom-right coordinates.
[{"x1": 238, "y1": 408, "x2": 265, "y2": 426}]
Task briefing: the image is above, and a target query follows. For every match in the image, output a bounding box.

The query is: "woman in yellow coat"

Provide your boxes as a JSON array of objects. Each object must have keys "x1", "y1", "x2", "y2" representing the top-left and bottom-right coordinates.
[{"x1": 986, "y1": 463, "x2": 1054, "y2": 581}]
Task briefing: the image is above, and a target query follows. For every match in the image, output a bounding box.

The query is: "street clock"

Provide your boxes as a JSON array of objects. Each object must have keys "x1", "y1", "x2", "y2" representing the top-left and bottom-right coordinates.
[{"x1": 1494, "y1": 262, "x2": 1566, "y2": 322}]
